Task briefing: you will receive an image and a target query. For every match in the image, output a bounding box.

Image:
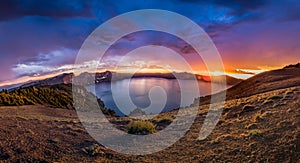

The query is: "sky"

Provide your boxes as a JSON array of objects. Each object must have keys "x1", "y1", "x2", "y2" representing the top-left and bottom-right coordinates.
[{"x1": 0, "y1": 0, "x2": 299, "y2": 86}]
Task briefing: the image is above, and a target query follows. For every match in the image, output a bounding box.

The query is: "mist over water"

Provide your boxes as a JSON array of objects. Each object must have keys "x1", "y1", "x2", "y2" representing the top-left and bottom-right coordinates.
[{"x1": 87, "y1": 78, "x2": 227, "y2": 116}]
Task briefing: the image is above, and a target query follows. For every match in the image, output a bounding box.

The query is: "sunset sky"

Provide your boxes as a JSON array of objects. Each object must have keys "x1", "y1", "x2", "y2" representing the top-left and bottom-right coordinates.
[{"x1": 0, "y1": 0, "x2": 299, "y2": 86}]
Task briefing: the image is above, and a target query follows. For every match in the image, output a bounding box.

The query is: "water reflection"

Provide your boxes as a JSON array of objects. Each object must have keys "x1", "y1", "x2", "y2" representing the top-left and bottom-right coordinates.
[{"x1": 87, "y1": 78, "x2": 226, "y2": 116}]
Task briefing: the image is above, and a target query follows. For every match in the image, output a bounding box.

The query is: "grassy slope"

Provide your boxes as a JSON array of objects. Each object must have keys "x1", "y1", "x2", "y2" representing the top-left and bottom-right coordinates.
[
  {"x1": 225, "y1": 67, "x2": 300, "y2": 100},
  {"x1": 0, "y1": 84, "x2": 74, "y2": 109},
  {"x1": 199, "y1": 67, "x2": 300, "y2": 105},
  {"x1": 0, "y1": 84, "x2": 116, "y2": 116}
]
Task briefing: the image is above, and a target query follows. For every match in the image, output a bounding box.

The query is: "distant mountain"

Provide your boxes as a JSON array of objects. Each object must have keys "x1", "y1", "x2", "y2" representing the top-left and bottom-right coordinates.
[
  {"x1": 121, "y1": 72, "x2": 242, "y2": 85},
  {"x1": 196, "y1": 74, "x2": 243, "y2": 85},
  {"x1": 20, "y1": 73, "x2": 74, "y2": 88},
  {"x1": 3, "y1": 71, "x2": 242, "y2": 90}
]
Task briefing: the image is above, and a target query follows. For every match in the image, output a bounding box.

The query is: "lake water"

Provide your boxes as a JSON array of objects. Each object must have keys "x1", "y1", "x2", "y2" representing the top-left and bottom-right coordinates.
[{"x1": 87, "y1": 78, "x2": 227, "y2": 116}]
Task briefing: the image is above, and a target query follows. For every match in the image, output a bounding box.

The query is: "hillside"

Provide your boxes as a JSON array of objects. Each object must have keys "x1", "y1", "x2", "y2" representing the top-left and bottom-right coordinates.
[
  {"x1": 20, "y1": 73, "x2": 74, "y2": 88},
  {"x1": 225, "y1": 66, "x2": 300, "y2": 100},
  {"x1": 0, "y1": 84, "x2": 116, "y2": 116},
  {"x1": 199, "y1": 66, "x2": 300, "y2": 105},
  {"x1": 0, "y1": 84, "x2": 73, "y2": 109}
]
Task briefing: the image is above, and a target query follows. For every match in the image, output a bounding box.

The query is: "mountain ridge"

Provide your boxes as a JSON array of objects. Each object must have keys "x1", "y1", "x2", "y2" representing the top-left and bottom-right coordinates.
[
  {"x1": 1, "y1": 71, "x2": 242, "y2": 90},
  {"x1": 198, "y1": 64, "x2": 300, "y2": 105}
]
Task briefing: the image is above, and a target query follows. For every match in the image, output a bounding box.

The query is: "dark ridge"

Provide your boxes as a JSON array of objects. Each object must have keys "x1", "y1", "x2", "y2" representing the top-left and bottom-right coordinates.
[
  {"x1": 284, "y1": 62, "x2": 300, "y2": 68},
  {"x1": 198, "y1": 66, "x2": 300, "y2": 105}
]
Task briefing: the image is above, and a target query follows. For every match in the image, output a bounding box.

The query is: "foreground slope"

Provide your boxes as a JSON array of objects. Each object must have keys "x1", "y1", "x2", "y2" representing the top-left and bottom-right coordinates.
[{"x1": 0, "y1": 86, "x2": 298, "y2": 162}]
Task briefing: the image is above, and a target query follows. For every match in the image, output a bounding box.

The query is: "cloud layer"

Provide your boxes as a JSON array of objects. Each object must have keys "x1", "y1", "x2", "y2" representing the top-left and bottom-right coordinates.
[{"x1": 0, "y1": 0, "x2": 299, "y2": 82}]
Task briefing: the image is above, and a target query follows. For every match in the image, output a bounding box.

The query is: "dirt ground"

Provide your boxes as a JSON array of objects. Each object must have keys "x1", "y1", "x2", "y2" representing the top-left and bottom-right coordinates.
[{"x1": 0, "y1": 86, "x2": 299, "y2": 162}]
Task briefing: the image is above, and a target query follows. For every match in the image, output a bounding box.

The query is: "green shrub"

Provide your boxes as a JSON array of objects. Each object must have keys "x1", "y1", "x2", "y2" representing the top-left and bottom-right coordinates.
[
  {"x1": 248, "y1": 130, "x2": 262, "y2": 137},
  {"x1": 128, "y1": 120, "x2": 156, "y2": 135},
  {"x1": 253, "y1": 113, "x2": 264, "y2": 122},
  {"x1": 156, "y1": 117, "x2": 173, "y2": 124},
  {"x1": 267, "y1": 95, "x2": 281, "y2": 100}
]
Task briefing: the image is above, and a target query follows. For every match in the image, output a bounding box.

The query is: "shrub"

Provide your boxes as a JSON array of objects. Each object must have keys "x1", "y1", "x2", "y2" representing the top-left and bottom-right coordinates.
[
  {"x1": 25, "y1": 129, "x2": 34, "y2": 134},
  {"x1": 128, "y1": 120, "x2": 156, "y2": 135},
  {"x1": 263, "y1": 99, "x2": 273, "y2": 105},
  {"x1": 157, "y1": 117, "x2": 173, "y2": 124},
  {"x1": 245, "y1": 123, "x2": 258, "y2": 130},
  {"x1": 253, "y1": 113, "x2": 264, "y2": 122},
  {"x1": 210, "y1": 134, "x2": 234, "y2": 144},
  {"x1": 81, "y1": 144, "x2": 104, "y2": 156},
  {"x1": 242, "y1": 105, "x2": 256, "y2": 112},
  {"x1": 285, "y1": 90, "x2": 293, "y2": 95},
  {"x1": 153, "y1": 117, "x2": 173, "y2": 124},
  {"x1": 248, "y1": 130, "x2": 262, "y2": 137},
  {"x1": 267, "y1": 95, "x2": 281, "y2": 100}
]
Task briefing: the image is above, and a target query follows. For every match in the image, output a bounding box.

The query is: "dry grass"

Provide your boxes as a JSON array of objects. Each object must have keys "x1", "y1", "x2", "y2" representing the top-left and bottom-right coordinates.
[{"x1": 127, "y1": 120, "x2": 156, "y2": 135}]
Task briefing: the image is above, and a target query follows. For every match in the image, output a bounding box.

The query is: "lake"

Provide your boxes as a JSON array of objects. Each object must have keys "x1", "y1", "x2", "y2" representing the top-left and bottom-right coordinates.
[{"x1": 87, "y1": 78, "x2": 227, "y2": 116}]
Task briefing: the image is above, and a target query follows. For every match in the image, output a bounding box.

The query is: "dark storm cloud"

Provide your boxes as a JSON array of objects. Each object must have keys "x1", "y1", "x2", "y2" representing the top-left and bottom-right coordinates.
[
  {"x1": 213, "y1": 0, "x2": 266, "y2": 12},
  {"x1": 0, "y1": 0, "x2": 299, "y2": 82},
  {"x1": 0, "y1": 0, "x2": 93, "y2": 20},
  {"x1": 0, "y1": 15, "x2": 99, "y2": 80},
  {"x1": 104, "y1": 31, "x2": 195, "y2": 57},
  {"x1": 267, "y1": 0, "x2": 300, "y2": 22},
  {"x1": 0, "y1": 0, "x2": 103, "y2": 80},
  {"x1": 175, "y1": 0, "x2": 267, "y2": 16},
  {"x1": 92, "y1": 0, "x2": 254, "y2": 46}
]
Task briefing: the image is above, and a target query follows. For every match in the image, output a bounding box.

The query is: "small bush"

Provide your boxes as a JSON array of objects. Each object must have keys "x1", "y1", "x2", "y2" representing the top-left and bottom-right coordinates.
[
  {"x1": 267, "y1": 95, "x2": 281, "y2": 100},
  {"x1": 155, "y1": 117, "x2": 173, "y2": 124},
  {"x1": 81, "y1": 144, "x2": 104, "y2": 156},
  {"x1": 242, "y1": 105, "x2": 256, "y2": 112},
  {"x1": 248, "y1": 130, "x2": 262, "y2": 137},
  {"x1": 128, "y1": 120, "x2": 156, "y2": 135},
  {"x1": 210, "y1": 139, "x2": 220, "y2": 144},
  {"x1": 245, "y1": 123, "x2": 258, "y2": 130},
  {"x1": 253, "y1": 113, "x2": 264, "y2": 122},
  {"x1": 263, "y1": 99, "x2": 273, "y2": 105},
  {"x1": 210, "y1": 134, "x2": 234, "y2": 144},
  {"x1": 25, "y1": 129, "x2": 34, "y2": 134},
  {"x1": 285, "y1": 90, "x2": 293, "y2": 95}
]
